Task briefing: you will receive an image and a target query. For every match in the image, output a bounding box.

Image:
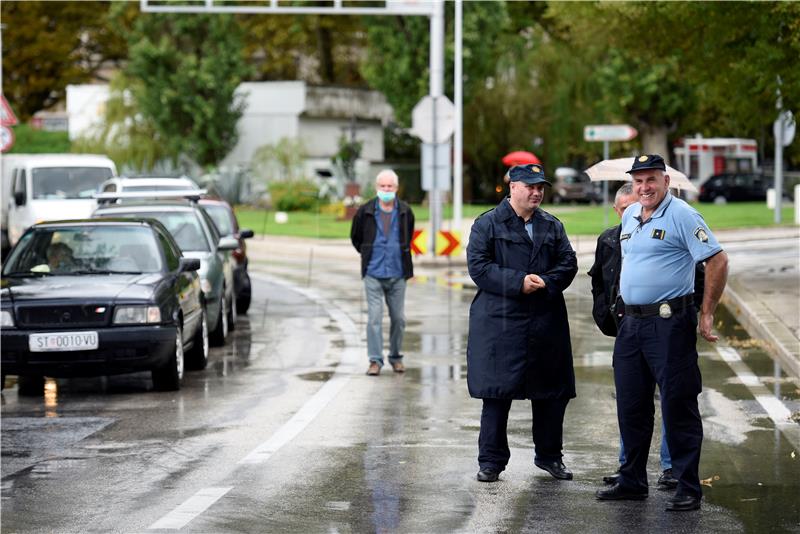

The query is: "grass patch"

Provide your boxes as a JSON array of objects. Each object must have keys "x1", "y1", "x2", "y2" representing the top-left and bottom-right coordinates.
[
  {"x1": 234, "y1": 201, "x2": 795, "y2": 239},
  {"x1": 7, "y1": 124, "x2": 71, "y2": 154}
]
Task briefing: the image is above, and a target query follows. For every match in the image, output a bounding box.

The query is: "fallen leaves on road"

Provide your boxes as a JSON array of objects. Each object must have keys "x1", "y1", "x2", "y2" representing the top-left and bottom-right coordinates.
[{"x1": 700, "y1": 475, "x2": 721, "y2": 487}]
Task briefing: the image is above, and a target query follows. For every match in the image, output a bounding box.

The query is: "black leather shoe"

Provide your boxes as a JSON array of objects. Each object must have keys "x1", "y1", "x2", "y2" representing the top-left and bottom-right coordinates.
[
  {"x1": 534, "y1": 460, "x2": 573, "y2": 480},
  {"x1": 595, "y1": 483, "x2": 648, "y2": 501},
  {"x1": 476, "y1": 468, "x2": 500, "y2": 482},
  {"x1": 666, "y1": 494, "x2": 701, "y2": 511},
  {"x1": 602, "y1": 470, "x2": 621, "y2": 485},
  {"x1": 657, "y1": 468, "x2": 679, "y2": 489}
]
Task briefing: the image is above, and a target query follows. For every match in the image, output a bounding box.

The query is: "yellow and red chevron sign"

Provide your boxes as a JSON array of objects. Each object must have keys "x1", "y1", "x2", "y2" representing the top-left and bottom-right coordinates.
[{"x1": 411, "y1": 229, "x2": 461, "y2": 256}]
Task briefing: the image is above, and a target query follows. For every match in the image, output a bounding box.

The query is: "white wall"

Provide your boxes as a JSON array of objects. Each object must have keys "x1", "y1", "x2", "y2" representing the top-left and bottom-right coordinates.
[{"x1": 66, "y1": 85, "x2": 110, "y2": 141}]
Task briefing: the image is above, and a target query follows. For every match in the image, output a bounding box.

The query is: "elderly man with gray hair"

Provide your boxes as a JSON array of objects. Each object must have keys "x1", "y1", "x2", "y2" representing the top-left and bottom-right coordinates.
[{"x1": 350, "y1": 169, "x2": 416, "y2": 376}]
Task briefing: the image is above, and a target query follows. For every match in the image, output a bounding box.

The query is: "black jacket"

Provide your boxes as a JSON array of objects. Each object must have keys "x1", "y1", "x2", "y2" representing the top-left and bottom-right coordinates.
[
  {"x1": 350, "y1": 198, "x2": 415, "y2": 279},
  {"x1": 466, "y1": 199, "x2": 578, "y2": 400},
  {"x1": 588, "y1": 224, "x2": 706, "y2": 337}
]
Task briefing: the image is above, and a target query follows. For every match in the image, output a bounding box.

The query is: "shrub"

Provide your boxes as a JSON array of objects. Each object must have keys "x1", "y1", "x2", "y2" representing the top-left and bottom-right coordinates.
[{"x1": 268, "y1": 180, "x2": 321, "y2": 211}]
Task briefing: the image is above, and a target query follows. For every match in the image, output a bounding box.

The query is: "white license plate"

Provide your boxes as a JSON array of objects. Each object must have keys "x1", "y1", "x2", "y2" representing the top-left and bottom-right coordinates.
[{"x1": 29, "y1": 331, "x2": 99, "y2": 352}]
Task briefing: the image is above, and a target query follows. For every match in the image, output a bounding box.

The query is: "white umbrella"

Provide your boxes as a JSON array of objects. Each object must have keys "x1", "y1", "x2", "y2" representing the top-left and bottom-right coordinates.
[{"x1": 584, "y1": 157, "x2": 697, "y2": 193}]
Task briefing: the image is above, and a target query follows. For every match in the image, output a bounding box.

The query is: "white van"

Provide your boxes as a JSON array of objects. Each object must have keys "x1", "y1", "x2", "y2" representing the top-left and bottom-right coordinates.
[{"x1": 1, "y1": 154, "x2": 117, "y2": 253}]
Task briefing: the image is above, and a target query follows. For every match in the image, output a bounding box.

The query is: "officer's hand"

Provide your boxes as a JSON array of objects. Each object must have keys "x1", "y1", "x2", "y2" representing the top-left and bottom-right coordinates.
[
  {"x1": 522, "y1": 275, "x2": 538, "y2": 294},
  {"x1": 699, "y1": 312, "x2": 718, "y2": 342},
  {"x1": 528, "y1": 274, "x2": 546, "y2": 289}
]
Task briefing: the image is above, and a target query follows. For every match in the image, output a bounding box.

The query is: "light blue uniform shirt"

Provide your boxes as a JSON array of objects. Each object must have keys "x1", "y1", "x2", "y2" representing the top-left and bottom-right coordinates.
[{"x1": 620, "y1": 192, "x2": 722, "y2": 305}]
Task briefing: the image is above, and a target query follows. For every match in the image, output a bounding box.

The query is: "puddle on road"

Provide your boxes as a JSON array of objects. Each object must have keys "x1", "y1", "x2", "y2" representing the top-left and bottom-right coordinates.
[{"x1": 297, "y1": 371, "x2": 335, "y2": 382}]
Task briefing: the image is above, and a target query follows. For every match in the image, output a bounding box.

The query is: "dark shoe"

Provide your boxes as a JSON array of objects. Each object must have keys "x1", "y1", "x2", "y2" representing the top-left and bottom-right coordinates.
[
  {"x1": 476, "y1": 468, "x2": 500, "y2": 482},
  {"x1": 366, "y1": 362, "x2": 381, "y2": 376},
  {"x1": 666, "y1": 494, "x2": 701, "y2": 511},
  {"x1": 595, "y1": 483, "x2": 648, "y2": 501},
  {"x1": 390, "y1": 361, "x2": 405, "y2": 373},
  {"x1": 657, "y1": 468, "x2": 678, "y2": 489},
  {"x1": 602, "y1": 470, "x2": 621, "y2": 485},
  {"x1": 534, "y1": 460, "x2": 573, "y2": 480}
]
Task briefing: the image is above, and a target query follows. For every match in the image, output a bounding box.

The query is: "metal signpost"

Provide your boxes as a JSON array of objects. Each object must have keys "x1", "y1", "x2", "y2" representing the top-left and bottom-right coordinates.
[
  {"x1": 773, "y1": 110, "x2": 796, "y2": 224},
  {"x1": 584, "y1": 124, "x2": 638, "y2": 226}
]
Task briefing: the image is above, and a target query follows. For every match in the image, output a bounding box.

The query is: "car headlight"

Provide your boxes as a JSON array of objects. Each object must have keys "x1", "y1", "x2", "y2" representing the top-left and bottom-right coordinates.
[
  {"x1": 200, "y1": 278, "x2": 212, "y2": 294},
  {"x1": 1, "y1": 310, "x2": 14, "y2": 327},
  {"x1": 113, "y1": 306, "x2": 161, "y2": 324}
]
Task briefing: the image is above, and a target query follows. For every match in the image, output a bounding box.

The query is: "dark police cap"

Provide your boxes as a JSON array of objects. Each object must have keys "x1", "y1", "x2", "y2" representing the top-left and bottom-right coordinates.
[
  {"x1": 627, "y1": 154, "x2": 667, "y2": 174},
  {"x1": 508, "y1": 164, "x2": 551, "y2": 185}
]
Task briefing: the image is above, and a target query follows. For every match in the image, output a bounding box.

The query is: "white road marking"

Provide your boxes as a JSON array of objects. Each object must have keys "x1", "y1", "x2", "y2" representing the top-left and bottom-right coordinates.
[
  {"x1": 148, "y1": 487, "x2": 233, "y2": 530},
  {"x1": 150, "y1": 273, "x2": 362, "y2": 529},
  {"x1": 715, "y1": 345, "x2": 800, "y2": 449}
]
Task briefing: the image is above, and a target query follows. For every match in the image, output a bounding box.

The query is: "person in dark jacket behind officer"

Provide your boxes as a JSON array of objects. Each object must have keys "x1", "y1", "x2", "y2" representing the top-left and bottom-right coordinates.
[
  {"x1": 595, "y1": 155, "x2": 728, "y2": 512},
  {"x1": 466, "y1": 163, "x2": 578, "y2": 483},
  {"x1": 350, "y1": 169, "x2": 415, "y2": 376}
]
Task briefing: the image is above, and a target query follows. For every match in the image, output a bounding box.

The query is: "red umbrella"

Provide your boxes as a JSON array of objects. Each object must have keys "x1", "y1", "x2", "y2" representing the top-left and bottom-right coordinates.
[{"x1": 502, "y1": 150, "x2": 541, "y2": 166}]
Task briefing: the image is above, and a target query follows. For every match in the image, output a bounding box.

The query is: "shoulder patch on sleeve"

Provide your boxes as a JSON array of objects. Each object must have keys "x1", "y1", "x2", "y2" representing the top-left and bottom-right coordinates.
[{"x1": 693, "y1": 226, "x2": 709, "y2": 243}]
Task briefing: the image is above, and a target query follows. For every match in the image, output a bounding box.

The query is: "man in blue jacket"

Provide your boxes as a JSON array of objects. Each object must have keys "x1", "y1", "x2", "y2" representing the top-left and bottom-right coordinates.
[
  {"x1": 466, "y1": 163, "x2": 578, "y2": 483},
  {"x1": 350, "y1": 169, "x2": 415, "y2": 376}
]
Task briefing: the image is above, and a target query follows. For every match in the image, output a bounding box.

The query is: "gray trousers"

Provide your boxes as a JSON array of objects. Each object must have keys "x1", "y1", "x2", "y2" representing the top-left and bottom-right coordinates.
[{"x1": 364, "y1": 276, "x2": 406, "y2": 365}]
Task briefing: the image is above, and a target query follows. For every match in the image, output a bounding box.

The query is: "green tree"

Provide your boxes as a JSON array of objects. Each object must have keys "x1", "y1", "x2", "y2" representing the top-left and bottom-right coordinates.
[
  {"x1": 71, "y1": 72, "x2": 176, "y2": 173},
  {"x1": 0, "y1": 1, "x2": 130, "y2": 120},
  {"x1": 125, "y1": 13, "x2": 251, "y2": 168}
]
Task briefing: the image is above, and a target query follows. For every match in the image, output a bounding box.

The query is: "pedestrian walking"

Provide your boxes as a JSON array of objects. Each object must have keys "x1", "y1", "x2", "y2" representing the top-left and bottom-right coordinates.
[
  {"x1": 350, "y1": 169, "x2": 415, "y2": 376},
  {"x1": 595, "y1": 155, "x2": 728, "y2": 512},
  {"x1": 466, "y1": 163, "x2": 578, "y2": 483}
]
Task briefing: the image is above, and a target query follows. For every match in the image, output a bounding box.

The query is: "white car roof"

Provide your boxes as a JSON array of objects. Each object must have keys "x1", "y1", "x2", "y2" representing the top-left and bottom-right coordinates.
[{"x1": 111, "y1": 177, "x2": 200, "y2": 189}]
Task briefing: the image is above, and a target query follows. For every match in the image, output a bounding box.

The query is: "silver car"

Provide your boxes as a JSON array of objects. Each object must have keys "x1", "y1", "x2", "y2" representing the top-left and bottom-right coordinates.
[{"x1": 93, "y1": 200, "x2": 237, "y2": 346}]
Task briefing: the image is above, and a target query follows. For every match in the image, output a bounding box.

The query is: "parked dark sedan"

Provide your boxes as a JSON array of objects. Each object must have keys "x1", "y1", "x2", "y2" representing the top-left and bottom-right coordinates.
[
  {"x1": 698, "y1": 173, "x2": 769, "y2": 203},
  {"x1": 199, "y1": 198, "x2": 254, "y2": 315},
  {"x1": 1, "y1": 219, "x2": 208, "y2": 395}
]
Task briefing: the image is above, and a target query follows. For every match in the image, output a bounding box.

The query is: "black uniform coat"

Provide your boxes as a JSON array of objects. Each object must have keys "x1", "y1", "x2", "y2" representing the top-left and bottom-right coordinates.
[
  {"x1": 350, "y1": 198, "x2": 415, "y2": 279},
  {"x1": 466, "y1": 198, "x2": 578, "y2": 400}
]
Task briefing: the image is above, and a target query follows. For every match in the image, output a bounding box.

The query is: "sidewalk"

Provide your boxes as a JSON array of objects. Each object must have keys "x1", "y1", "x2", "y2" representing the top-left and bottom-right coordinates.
[{"x1": 246, "y1": 225, "x2": 800, "y2": 378}]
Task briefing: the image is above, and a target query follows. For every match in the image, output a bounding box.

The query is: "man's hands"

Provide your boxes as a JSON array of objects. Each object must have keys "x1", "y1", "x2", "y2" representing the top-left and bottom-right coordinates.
[{"x1": 522, "y1": 274, "x2": 546, "y2": 294}]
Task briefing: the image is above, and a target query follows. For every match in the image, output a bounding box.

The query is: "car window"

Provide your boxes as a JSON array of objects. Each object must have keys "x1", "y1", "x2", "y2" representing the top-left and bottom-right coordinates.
[
  {"x1": 202, "y1": 204, "x2": 235, "y2": 236},
  {"x1": 197, "y1": 208, "x2": 221, "y2": 246},
  {"x1": 95, "y1": 209, "x2": 212, "y2": 252},
  {"x1": 156, "y1": 229, "x2": 181, "y2": 271},
  {"x1": 31, "y1": 167, "x2": 114, "y2": 199},
  {"x1": 2, "y1": 226, "x2": 164, "y2": 275}
]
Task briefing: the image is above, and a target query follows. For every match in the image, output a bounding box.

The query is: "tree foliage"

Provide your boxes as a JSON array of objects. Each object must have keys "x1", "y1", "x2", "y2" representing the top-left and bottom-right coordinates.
[
  {"x1": 0, "y1": 1, "x2": 130, "y2": 120},
  {"x1": 125, "y1": 13, "x2": 251, "y2": 168}
]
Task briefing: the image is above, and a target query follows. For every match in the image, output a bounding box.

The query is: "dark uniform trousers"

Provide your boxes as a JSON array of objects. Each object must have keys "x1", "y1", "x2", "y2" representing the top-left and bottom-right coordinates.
[
  {"x1": 613, "y1": 307, "x2": 703, "y2": 498},
  {"x1": 478, "y1": 398, "x2": 569, "y2": 471}
]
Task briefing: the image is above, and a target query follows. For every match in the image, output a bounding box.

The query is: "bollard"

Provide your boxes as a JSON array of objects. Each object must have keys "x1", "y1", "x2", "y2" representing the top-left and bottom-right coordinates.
[
  {"x1": 767, "y1": 188, "x2": 776, "y2": 209},
  {"x1": 795, "y1": 184, "x2": 800, "y2": 225}
]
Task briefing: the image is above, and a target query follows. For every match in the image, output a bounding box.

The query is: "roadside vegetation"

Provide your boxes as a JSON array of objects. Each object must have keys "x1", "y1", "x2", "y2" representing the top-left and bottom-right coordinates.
[{"x1": 234, "y1": 202, "x2": 796, "y2": 240}]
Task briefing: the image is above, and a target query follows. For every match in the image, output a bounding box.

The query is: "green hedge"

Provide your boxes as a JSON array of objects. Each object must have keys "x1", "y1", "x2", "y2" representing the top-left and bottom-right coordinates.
[
  {"x1": 268, "y1": 180, "x2": 322, "y2": 211},
  {"x1": 7, "y1": 124, "x2": 71, "y2": 154}
]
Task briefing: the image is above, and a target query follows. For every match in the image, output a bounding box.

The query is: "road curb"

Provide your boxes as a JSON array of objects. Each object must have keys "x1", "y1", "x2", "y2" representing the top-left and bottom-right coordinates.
[{"x1": 721, "y1": 280, "x2": 800, "y2": 379}]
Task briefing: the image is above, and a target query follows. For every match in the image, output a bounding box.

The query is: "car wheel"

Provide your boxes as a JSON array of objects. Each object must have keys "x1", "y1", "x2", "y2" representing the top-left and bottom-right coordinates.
[
  {"x1": 186, "y1": 306, "x2": 209, "y2": 371},
  {"x1": 713, "y1": 195, "x2": 727, "y2": 205},
  {"x1": 210, "y1": 295, "x2": 228, "y2": 346},
  {"x1": 236, "y1": 272, "x2": 252, "y2": 315},
  {"x1": 152, "y1": 325, "x2": 184, "y2": 391},
  {"x1": 18, "y1": 374, "x2": 45, "y2": 396}
]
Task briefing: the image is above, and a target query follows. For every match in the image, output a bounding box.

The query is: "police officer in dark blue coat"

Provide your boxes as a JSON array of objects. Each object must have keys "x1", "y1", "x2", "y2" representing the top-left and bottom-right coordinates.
[
  {"x1": 466, "y1": 163, "x2": 578, "y2": 483},
  {"x1": 595, "y1": 155, "x2": 729, "y2": 512}
]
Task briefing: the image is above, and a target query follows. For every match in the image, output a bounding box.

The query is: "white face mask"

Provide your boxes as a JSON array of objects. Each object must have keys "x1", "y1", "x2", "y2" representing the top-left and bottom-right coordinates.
[{"x1": 377, "y1": 191, "x2": 396, "y2": 203}]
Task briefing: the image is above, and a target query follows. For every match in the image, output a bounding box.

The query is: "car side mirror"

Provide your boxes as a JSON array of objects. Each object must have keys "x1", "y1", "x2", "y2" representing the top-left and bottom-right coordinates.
[
  {"x1": 14, "y1": 191, "x2": 25, "y2": 206},
  {"x1": 217, "y1": 236, "x2": 239, "y2": 251},
  {"x1": 239, "y1": 229, "x2": 254, "y2": 239},
  {"x1": 179, "y1": 257, "x2": 201, "y2": 272}
]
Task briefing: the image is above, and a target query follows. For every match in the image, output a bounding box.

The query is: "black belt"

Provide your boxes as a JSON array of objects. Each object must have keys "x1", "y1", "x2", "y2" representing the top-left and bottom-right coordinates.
[{"x1": 622, "y1": 294, "x2": 695, "y2": 319}]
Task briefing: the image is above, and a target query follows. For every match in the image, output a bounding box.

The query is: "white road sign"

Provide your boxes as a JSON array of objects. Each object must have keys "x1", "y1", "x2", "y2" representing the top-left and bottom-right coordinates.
[
  {"x1": 0, "y1": 126, "x2": 15, "y2": 152},
  {"x1": 584, "y1": 124, "x2": 638, "y2": 142},
  {"x1": 774, "y1": 110, "x2": 796, "y2": 147},
  {"x1": 410, "y1": 95, "x2": 455, "y2": 144}
]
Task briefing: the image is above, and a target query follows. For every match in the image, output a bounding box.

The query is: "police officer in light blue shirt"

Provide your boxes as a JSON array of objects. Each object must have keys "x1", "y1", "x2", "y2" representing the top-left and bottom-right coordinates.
[{"x1": 595, "y1": 155, "x2": 729, "y2": 512}]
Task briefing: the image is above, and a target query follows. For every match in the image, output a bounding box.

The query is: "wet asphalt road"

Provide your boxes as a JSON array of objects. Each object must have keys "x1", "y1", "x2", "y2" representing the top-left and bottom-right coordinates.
[{"x1": 1, "y1": 249, "x2": 799, "y2": 533}]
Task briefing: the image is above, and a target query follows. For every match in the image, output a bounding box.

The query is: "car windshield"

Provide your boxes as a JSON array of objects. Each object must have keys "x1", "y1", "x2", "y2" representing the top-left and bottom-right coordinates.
[
  {"x1": 32, "y1": 167, "x2": 114, "y2": 199},
  {"x1": 202, "y1": 204, "x2": 234, "y2": 235},
  {"x1": 2, "y1": 226, "x2": 163, "y2": 275},
  {"x1": 99, "y1": 210, "x2": 210, "y2": 252}
]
